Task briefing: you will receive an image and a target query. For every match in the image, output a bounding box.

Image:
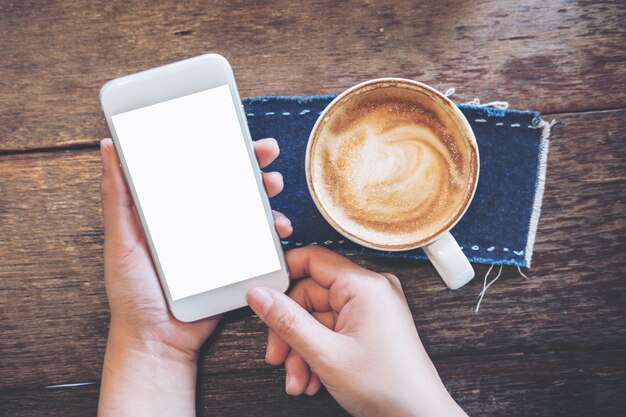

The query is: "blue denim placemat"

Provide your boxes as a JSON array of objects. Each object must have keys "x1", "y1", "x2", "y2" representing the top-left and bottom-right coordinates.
[{"x1": 243, "y1": 95, "x2": 551, "y2": 268}]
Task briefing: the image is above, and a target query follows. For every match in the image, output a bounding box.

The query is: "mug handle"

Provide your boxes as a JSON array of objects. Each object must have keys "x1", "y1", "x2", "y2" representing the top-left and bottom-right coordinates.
[{"x1": 422, "y1": 231, "x2": 474, "y2": 289}]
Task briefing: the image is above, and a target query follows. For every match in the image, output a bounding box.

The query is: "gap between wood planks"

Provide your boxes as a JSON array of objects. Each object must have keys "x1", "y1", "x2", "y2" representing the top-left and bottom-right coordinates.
[
  {"x1": 2, "y1": 346, "x2": 626, "y2": 394},
  {"x1": 0, "y1": 106, "x2": 624, "y2": 156},
  {"x1": 2, "y1": 335, "x2": 625, "y2": 393},
  {"x1": 0, "y1": 349, "x2": 626, "y2": 396}
]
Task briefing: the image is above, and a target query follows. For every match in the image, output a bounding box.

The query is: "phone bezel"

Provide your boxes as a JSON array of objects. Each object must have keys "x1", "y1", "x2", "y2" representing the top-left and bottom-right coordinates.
[{"x1": 99, "y1": 54, "x2": 289, "y2": 322}]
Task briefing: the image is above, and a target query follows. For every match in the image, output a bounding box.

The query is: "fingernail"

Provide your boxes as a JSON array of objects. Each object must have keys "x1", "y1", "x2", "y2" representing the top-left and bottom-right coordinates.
[
  {"x1": 272, "y1": 138, "x2": 281, "y2": 157},
  {"x1": 247, "y1": 288, "x2": 274, "y2": 317},
  {"x1": 269, "y1": 171, "x2": 283, "y2": 182},
  {"x1": 264, "y1": 343, "x2": 272, "y2": 363},
  {"x1": 100, "y1": 139, "x2": 110, "y2": 170},
  {"x1": 281, "y1": 216, "x2": 292, "y2": 228},
  {"x1": 285, "y1": 373, "x2": 291, "y2": 394}
]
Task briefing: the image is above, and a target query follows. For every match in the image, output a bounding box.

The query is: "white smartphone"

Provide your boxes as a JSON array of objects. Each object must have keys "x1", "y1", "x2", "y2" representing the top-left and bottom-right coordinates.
[{"x1": 99, "y1": 54, "x2": 289, "y2": 322}]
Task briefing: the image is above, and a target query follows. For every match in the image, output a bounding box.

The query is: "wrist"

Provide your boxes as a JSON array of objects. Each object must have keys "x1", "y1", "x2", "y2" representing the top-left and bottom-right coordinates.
[
  {"x1": 108, "y1": 316, "x2": 199, "y2": 364},
  {"x1": 405, "y1": 379, "x2": 467, "y2": 417},
  {"x1": 406, "y1": 349, "x2": 467, "y2": 417},
  {"x1": 98, "y1": 323, "x2": 198, "y2": 417},
  {"x1": 381, "y1": 361, "x2": 466, "y2": 417}
]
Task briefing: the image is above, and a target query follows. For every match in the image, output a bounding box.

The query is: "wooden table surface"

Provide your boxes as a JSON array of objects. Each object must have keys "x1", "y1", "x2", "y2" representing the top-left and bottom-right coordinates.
[{"x1": 1, "y1": 1, "x2": 625, "y2": 416}]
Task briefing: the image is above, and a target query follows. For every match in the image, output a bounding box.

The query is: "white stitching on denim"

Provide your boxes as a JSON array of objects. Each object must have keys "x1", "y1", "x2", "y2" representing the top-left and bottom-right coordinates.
[
  {"x1": 283, "y1": 241, "x2": 525, "y2": 255},
  {"x1": 245, "y1": 110, "x2": 539, "y2": 131}
]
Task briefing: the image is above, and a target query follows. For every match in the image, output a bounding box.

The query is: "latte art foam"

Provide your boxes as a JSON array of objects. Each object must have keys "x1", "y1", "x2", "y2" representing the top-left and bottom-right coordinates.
[{"x1": 308, "y1": 84, "x2": 478, "y2": 249}]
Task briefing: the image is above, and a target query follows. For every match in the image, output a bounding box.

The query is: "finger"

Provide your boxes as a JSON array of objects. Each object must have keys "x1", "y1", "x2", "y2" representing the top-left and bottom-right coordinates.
[
  {"x1": 380, "y1": 272, "x2": 401, "y2": 289},
  {"x1": 286, "y1": 246, "x2": 382, "y2": 313},
  {"x1": 262, "y1": 171, "x2": 283, "y2": 198},
  {"x1": 285, "y1": 246, "x2": 375, "y2": 288},
  {"x1": 381, "y1": 272, "x2": 407, "y2": 300},
  {"x1": 312, "y1": 311, "x2": 336, "y2": 330},
  {"x1": 265, "y1": 281, "x2": 331, "y2": 366},
  {"x1": 247, "y1": 287, "x2": 340, "y2": 369},
  {"x1": 272, "y1": 210, "x2": 293, "y2": 239},
  {"x1": 288, "y1": 278, "x2": 332, "y2": 313},
  {"x1": 100, "y1": 139, "x2": 143, "y2": 244},
  {"x1": 284, "y1": 349, "x2": 310, "y2": 396},
  {"x1": 304, "y1": 371, "x2": 322, "y2": 396},
  {"x1": 253, "y1": 138, "x2": 280, "y2": 169},
  {"x1": 266, "y1": 328, "x2": 290, "y2": 365}
]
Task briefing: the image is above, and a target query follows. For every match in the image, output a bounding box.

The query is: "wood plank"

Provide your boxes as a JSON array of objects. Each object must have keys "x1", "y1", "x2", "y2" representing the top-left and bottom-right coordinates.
[
  {"x1": 1, "y1": 108, "x2": 624, "y2": 390},
  {"x1": 2, "y1": 384, "x2": 99, "y2": 417},
  {"x1": 1, "y1": 0, "x2": 625, "y2": 151},
  {"x1": 440, "y1": 350, "x2": 626, "y2": 417},
  {"x1": 2, "y1": 350, "x2": 624, "y2": 416}
]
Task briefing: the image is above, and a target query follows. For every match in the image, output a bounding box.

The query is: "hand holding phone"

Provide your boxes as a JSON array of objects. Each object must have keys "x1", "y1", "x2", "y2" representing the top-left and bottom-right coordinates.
[
  {"x1": 98, "y1": 136, "x2": 291, "y2": 415},
  {"x1": 100, "y1": 54, "x2": 290, "y2": 321},
  {"x1": 100, "y1": 135, "x2": 291, "y2": 347}
]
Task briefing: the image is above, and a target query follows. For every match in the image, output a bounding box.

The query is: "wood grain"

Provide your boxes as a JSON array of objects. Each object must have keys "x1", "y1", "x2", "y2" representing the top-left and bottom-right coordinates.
[
  {"x1": 2, "y1": 350, "x2": 624, "y2": 416},
  {"x1": 1, "y1": 109, "x2": 624, "y2": 394},
  {"x1": 1, "y1": 0, "x2": 625, "y2": 151},
  {"x1": 1, "y1": 1, "x2": 625, "y2": 415}
]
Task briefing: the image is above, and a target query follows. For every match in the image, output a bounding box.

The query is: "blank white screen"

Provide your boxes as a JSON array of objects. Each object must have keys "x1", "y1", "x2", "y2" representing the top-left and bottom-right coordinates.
[{"x1": 111, "y1": 85, "x2": 280, "y2": 300}]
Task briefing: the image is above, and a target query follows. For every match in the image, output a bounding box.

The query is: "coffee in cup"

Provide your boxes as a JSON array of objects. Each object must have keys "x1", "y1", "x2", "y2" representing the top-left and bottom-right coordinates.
[{"x1": 306, "y1": 78, "x2": 479, "y2": 289}]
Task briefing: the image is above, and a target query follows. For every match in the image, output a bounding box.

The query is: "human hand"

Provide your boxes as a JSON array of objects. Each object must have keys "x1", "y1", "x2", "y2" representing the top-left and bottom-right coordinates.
[
  {"x1": 98, "y1": 137, "x2": 291, "y2": 416},
  {"x1": 247, "y1": 246, "x2": 466, "y2": 417}
]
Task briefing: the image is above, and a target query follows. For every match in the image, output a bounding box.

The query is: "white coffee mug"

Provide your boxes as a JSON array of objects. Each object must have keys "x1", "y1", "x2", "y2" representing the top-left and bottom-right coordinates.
[{"x1": 305, "y1": 78, "x2": 479, "y2": 289}]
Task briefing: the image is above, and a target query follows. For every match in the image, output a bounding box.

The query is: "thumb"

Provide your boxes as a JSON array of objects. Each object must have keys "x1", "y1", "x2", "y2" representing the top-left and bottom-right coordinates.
[
  {"x1": 247, "y1": 287, "x2": 337, "y2": 367},
  {"x1": 100, "y1": 139, "x2": 142, "y2": 244}
]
